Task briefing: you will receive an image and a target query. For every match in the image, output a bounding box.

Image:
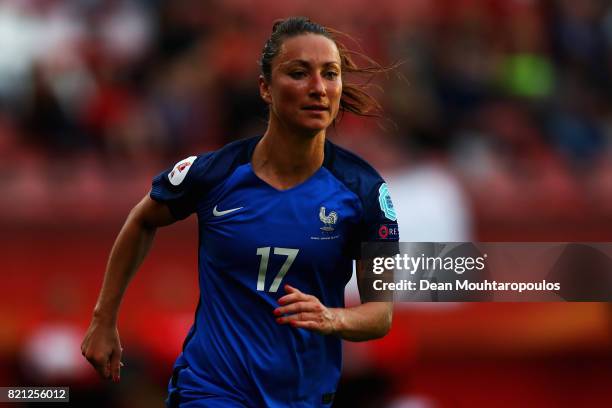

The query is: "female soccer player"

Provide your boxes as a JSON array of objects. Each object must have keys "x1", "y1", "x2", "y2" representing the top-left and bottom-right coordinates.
[{"x1": 81, "y1": 17, "x2": 399, "y2": 407}]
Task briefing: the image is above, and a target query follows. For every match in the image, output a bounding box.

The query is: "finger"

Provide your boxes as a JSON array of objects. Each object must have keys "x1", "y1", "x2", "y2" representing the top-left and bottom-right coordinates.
[
  {"x1": 84, "y1": 353, "x2": 109, "y2": 379},
  {"x1": 274, "y1": 301, "x2": 317, "y2": 316},
  {"x1": 88, "y1": 357, "x2": 109, "y2": 379},
  {"x1": 276, "y1": 312, "x2": 319, "y2": 324},
  {"x1": 284, "y1": 284, "x2": 301, "y2": 294},
  {"x1": 278, "y1": 291, "x2": 308, "y2": 305},
  {"x1": 110, "y1": 348, "x2": 122, "y2": 382},
  {"x1": 279, "y1": 285, "x2": 315, "y2": 304},
  {"x1": 101, "y1": 359, "x2": 112, "y2": 380},
  {"x1": 105, "y1": 361, "x2": 111, "y2": 379}
]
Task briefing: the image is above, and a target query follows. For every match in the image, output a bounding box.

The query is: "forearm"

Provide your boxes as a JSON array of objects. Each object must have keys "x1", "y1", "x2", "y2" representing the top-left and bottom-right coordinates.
[
  {"x1": 93, "y1": 209, "x2": 157, "y2": 324},
  {"x1": 331, "y1": 302, "x2": 392, "y2": 342}
]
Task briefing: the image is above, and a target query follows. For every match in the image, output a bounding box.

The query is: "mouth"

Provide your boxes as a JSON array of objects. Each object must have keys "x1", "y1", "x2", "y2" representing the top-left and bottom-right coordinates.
[{"x1": 302, "y1": 105, "x2": 329, "y2": 112}]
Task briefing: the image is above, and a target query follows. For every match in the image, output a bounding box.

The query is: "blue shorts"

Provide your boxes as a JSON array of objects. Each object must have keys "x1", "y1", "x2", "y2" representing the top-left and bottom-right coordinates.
[
  {"x1": 166, "y1": 366, "x2": 249, "y2": 408},
  {"x1": 167, "y1": 395, "x2": 248, "y2": 408}
]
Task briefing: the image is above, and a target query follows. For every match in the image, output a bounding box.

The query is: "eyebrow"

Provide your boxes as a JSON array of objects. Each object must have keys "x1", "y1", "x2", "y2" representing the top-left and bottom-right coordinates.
[{"x1": 281, "y1": 59, "x2": 340, "y2": 69}]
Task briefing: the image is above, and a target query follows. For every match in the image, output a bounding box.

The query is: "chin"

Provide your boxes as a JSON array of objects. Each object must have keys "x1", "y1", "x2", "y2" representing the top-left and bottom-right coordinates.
[{"x1": 296, "y1": 120, "x2": 331, "y2": 134}]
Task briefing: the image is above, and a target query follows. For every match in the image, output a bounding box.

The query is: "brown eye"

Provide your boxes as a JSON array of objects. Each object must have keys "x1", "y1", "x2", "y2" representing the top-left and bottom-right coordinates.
[
  {"x1": 324, "y1": 71, "x2": 339, "y2": 80},
  {"x1": 289, "y1": 71, "x2": 306, "y2": 79}
]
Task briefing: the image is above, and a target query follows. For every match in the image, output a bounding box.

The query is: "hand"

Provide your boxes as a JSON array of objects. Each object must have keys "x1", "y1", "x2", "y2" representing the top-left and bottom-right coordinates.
[
  {"x1": 274, "y1": 284, "x2": 340, "y2": 335},
  {"x1": 81, "y1": 318, "x2": 123, "y2": 382}
]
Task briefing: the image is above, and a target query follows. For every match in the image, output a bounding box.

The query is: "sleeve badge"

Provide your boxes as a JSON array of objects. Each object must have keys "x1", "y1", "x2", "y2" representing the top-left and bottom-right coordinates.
[
  {"x1": 378, "y1": 183, "x2": 397, "y2": 221},
  {"x1": 168, "y1": 156, "x2": 197, "y2": 186}
]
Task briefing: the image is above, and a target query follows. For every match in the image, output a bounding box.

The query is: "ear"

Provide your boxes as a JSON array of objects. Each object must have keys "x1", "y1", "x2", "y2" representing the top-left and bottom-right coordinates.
[{"x1": 259, "y1": 75, "x2": 272, "y2": 105}]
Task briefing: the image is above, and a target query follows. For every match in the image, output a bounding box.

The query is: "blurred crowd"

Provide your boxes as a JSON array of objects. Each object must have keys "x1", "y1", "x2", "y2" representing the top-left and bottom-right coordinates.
[
  {"x1": 2, "y1": 1, "x2": 612, "y2": 407},
  {"x1": 0, "y1": 0, "x2": 612, "y2": 226},
  {"x1": 2, "y1": 0, "x2": 612, "y2": 232}
]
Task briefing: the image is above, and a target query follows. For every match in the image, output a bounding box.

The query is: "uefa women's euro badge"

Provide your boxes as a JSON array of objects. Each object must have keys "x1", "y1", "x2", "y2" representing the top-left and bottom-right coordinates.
[
  {"x1": 378, "y1": 183, "x2": 396, "y2": 221},
  {"x1": 168, "y1": 156, "x2": 197, "y2": 186}
]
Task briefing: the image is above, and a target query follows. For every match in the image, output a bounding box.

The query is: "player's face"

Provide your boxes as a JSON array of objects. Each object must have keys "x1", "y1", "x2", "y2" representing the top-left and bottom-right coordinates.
[{"x1": 260, "y1": 34, "x2": 342, "y2": 136}]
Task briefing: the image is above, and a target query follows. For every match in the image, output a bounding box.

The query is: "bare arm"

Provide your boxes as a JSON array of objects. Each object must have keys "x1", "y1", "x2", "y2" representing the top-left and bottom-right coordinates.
[
  {"x1": 81, "y1": 194, "x2": 176, "y2": 381},
  {"x1": 92, "y1": 194, "x2": 175, "y2": 322},
  {"x1": 274, "y1": 261, "x2": 393, "y2": 342}
]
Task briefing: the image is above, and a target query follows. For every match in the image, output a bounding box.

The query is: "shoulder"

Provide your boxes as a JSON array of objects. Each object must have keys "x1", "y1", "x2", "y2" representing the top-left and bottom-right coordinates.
[
  {"x1": 175, "y1": 136, "x2": 259, "y2": 186},
  {"x1": 203, "y1": 136, "x2": 259, "y2": 168},
  {"x1": 324, "y1": 140, "x2": 398, "y2": 225},
  {"x1": 151, "y1": 136, "x2": 260, "y2": 219},
  {"x1": 323, "y1": 140, "x2": 385, "y2": 197}
]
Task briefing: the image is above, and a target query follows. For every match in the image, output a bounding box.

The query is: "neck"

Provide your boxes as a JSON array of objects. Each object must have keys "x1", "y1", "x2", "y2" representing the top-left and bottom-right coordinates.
[
  {"x1": 255, "y1": 121, "x2": 325, "y2": 174},
  {"x1": 251, "y1": 121, "x2": 326, "y2": 190}
]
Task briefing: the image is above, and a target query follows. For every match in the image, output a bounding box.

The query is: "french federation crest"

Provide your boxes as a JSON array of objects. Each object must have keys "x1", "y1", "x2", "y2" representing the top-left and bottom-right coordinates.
[
  {"x1": 319, "y1": 207, "x2": 338, "y2": 232},
  {"x1": 378, "y1": 183, "x2": 397, "y2": 221}
]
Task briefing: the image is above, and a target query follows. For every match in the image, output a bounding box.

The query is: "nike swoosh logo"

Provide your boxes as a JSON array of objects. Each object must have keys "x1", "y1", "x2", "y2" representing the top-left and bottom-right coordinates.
[{"x1": 213, "y1": 205, "x2": 243, "y2": 217}]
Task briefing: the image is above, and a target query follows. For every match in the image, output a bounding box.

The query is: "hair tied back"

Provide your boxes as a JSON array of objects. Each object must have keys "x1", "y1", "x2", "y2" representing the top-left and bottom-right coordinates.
[{"x1": 271, "y1": 19, "x2": 284, "y2": 33}]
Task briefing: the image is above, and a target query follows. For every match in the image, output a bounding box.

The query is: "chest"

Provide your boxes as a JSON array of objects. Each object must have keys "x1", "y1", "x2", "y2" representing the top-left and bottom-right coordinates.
[{"x1": 196, "y1": 167, "x2": 361, "y2": 281}]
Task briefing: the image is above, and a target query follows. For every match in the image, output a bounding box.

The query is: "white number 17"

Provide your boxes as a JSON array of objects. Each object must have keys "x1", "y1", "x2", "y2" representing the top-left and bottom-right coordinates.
[{"x1": 256, "y1": 247, "x2": 299, "y2": 292}]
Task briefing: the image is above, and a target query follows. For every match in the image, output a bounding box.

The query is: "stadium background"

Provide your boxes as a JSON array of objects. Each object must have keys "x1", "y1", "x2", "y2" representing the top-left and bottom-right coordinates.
[{"x1": 1, "y1": 0, "x2": 611, "y2": 406}]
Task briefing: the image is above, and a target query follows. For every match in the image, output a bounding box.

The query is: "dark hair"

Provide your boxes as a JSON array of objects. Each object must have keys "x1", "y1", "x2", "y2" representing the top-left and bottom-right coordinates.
[{"x1": 259, "y1": 16, "x2": 394, "y2": 118}]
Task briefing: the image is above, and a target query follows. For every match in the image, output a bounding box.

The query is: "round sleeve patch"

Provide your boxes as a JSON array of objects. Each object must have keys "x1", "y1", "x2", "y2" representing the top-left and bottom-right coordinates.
[
  {"x1": 168, "y1": 156, "x2": 197, "y2": 186},
  {"x1": 378, "y1": 183, "x2": 397, "y2": 221}
]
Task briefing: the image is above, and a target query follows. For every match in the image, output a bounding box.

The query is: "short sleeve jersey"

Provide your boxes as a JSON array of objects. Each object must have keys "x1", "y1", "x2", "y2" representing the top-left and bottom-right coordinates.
[{"x1": 151, "y1": 136, "x2": 399, "y2": 408}]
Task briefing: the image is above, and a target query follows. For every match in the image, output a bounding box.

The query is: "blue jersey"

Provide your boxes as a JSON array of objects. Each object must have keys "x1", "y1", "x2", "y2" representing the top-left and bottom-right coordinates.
[{"x1": 151, "y1": 136, "x2": 399, "y2": 408}]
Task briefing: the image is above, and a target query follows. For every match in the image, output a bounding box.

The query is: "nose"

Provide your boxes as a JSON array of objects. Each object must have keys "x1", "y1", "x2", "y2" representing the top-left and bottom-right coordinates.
[{"x1": 309, "y1": 73, "x2": 326, "y2": 97}]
